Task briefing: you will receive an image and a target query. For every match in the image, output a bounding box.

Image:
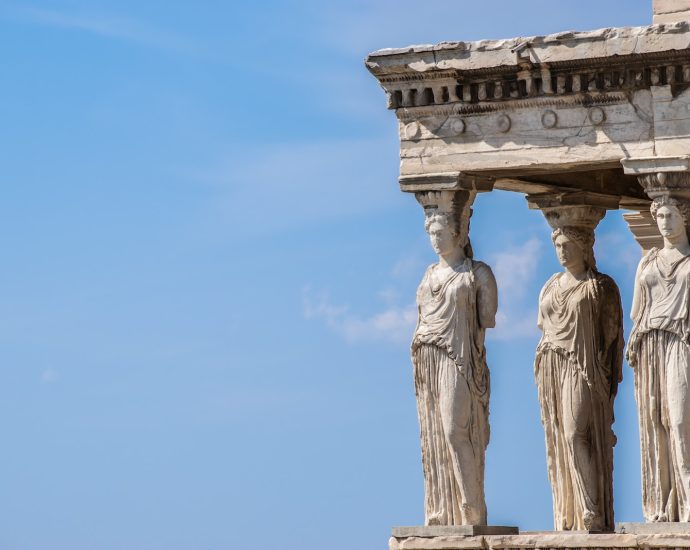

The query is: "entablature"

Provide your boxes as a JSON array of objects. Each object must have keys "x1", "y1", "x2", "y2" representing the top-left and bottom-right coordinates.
[
  {"x1": 367, "y1": 23, "x2": 690, "y2": 110},
  {"x1": 367, "y1": 23, "x2": 690, "y2": 201}
]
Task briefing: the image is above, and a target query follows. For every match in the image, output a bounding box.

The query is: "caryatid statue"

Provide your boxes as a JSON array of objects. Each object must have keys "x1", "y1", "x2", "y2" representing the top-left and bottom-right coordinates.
[
  {"x1": 411, "y1": 190, "x2": 497, "y2": 526},
  {"x1": 534, "y1": 205, "x2": 623, "y2": 532},
  {"x1": 627, "y1": 183, "x2": 690, "y2": 522}
]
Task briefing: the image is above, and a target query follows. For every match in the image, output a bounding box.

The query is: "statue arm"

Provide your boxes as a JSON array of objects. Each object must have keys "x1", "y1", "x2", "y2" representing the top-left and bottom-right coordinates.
[
  {"x1": 600, "y1": 276, "x2": 625, "y2": 390},
  {"x1": 630, "y1": 268, "x2": 642, "y2": 321},
  {"x1": 630, "y1": 251, "x2": 651, "y2": 321},
  {"x1": 537, "y1": 275, "x2": 558, "y2": 331},
  {"x1": 536, "y1": 280, "x2": 549, "y2": 331},
  {"x1": 475, "y1": 262, "x2": 498, "y2": 329}
]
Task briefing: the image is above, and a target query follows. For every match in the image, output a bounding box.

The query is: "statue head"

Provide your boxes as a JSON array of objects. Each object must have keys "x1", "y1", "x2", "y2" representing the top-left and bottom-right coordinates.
[
  {"x1": 551, "y1": 226, "x2": 596, "y2": 271},
  {"x1": 425, "y1": 212, "x2": 463, "y2": 257},
  {"x1": 417, "y1": 190, "x2": 473, "y2": 259},
  {"x1": 651, "y1": 195, "x2": 690, "y2": 242}
]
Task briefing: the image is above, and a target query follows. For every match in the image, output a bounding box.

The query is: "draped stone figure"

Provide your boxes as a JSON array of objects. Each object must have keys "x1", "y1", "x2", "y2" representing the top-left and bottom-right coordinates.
[
  {"x1": 534, "y1": 207, "x2": 623, "y2": 532},
  {"x1": 627, "y1": 195, "x2": 690, "y2": 522},
  {"x1": 411, "y1": 190, "x2": 498, "y2": 526}
]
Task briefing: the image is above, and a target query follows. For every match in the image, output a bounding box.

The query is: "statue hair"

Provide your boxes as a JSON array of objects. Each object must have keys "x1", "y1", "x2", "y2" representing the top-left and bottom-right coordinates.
[
  {"x1": 424, "y1": 209, "x2": 474, "y2": 259},
  {"x1": 552, "y1": 226, "x2": 597, "y2": 271},
  {"x1": 650, "y1": 195, "x2": 690, "y2": 223}
]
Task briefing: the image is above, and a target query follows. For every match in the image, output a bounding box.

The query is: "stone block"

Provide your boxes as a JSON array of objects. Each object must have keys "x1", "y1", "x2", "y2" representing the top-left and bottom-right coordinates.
[
  {"x1": 392, "y1": 526, "x2": 518, "y2": 537},
  {"x1": 654, "y1": 0, "x2": 690, "y2": 15},
  {"x1": 654, "y1": 9, "x2": 690, "y2": 24},
  {"x1": 389, "y1": 532, "x2": 690, "y2": 550},
  {"x1": 653, "y1": 0, "x2": 690, "y2": 23},
  {"x1": 617, "y1": 522, "x2": 690, "y2": 534}
]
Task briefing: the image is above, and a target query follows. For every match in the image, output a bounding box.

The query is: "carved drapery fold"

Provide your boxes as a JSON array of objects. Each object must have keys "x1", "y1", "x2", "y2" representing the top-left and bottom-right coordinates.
[{"x1": 527, "y1": 193, "x2": 622, "y2": 531}]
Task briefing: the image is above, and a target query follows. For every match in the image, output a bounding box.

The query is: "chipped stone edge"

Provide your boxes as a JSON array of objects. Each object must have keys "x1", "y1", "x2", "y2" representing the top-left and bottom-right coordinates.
[
  {"x1": 366, "y1": 22, "x2": 690, "y2": 77},
  {"x1": 389, "y1": 532, "x2": 690, "y2": 550},
  {"x1": 368, "y1": 23, "x2": 690, "y2": 59}
]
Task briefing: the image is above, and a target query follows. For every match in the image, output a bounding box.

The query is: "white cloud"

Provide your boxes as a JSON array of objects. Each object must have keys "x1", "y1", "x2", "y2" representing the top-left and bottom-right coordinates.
[
  {"x1": 492, "y1": 238, "x2": 542, "y2": 299},
  {"x1": 10, "y1": 5, "x2": 193, "y2": 53},
  {"x1": 40, "y1": 368, "x2": 59, "y2": 384},
  {"x1": 391, "y1": 253, "x2": 425, "y2": 279},
  {"x1": 595, "y1": 229, "x2": 642, "y2": 277},
  {"x1": 377, "y1": 287, "x2": 400, "y2": 304},
  {"x1": 339, "y1": 304, "x2": 417, "y2": 344},
  {"x1": 303, "y1": 286, "x2": 415, "y2": 345},
  {"x1": 304, "y1": 239, "x2": 545, "y2": 345},
  {"x1": 491, "y1": 308, "x2": 540, "y2": 341},
  {"x1": 488, "y1": 238, "x2": 543, "y2": 341},
  {"x1": 302, "y1": 287, "x2": 349, "y2": 326}
]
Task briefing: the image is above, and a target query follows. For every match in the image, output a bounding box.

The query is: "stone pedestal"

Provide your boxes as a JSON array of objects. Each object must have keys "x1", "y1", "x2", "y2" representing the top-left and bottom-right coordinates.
[
  {"x1": 392, "y1": 526, "x2": 518, "y2": 537},
  {"x1": 389, "y1": 531, "x2": 690, "y2": 550},
  {"x1": 617, "y1": 523, "x2": 690, "y2": 534}
]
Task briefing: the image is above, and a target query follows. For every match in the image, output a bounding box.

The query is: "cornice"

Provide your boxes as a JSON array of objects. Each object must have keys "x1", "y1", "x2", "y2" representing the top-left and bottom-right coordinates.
[
  {"x1": 367, "y1": 22, "x2": 690, "y2": 77},
  {"x1": 367, "y1": 23, "x2": 690, "y2": 111}
]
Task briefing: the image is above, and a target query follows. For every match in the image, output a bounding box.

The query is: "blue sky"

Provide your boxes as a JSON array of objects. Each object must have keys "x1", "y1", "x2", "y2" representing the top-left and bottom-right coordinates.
[{"x1": 0, "y1": 1, "x2": 657, "y2": 549}]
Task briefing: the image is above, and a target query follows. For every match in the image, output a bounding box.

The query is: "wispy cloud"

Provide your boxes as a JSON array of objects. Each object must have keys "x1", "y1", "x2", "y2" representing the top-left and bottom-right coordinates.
[
  {"x1": 303, "y1": 286, "x2": 415, "y2": 345},
  {"x1": 391, "y1": 253, "x2": 425, "y2": 279},
  {"x1": 10, "y1": 5, "x2": 194, "y2": 53},
  {"x1": 492, "y1": 238, "x2": 542, "y2": 299},
  {"x1": 304, "y1": 238, "x2": 546, "y2": 345},
  {"x1": 595, "y1": 229, "x2": 641, "y2": 277},
  {"x1": 40, "y1": 368, "x2": 59, "y2": 384},
  {"x1": 489, "y1": 238, "x2": 543, "y2": 341}
]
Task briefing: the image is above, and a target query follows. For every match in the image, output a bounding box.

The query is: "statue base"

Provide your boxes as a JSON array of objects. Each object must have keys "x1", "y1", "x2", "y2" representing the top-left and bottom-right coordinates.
[
  {"x1": 617, "y1": 522, "x2": 690, "y2": 534},
  {"x1": 392, "y1": 526, "x2": 518, "y2": 537},
  {"x1": 389, "y1": 530, "x2": 690, "y2": 550}
]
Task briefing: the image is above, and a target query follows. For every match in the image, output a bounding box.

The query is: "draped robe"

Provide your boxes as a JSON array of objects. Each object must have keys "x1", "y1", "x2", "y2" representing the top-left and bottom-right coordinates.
[
  {"x1": 412, "y1": 258, "x2": 496, "y2": 526},
  {"x1": 628, "y1": 248, "x2": 690, "y2": 521},
  {"x1": 535, "y1": 270, "x2": 623, "y2": 531}
]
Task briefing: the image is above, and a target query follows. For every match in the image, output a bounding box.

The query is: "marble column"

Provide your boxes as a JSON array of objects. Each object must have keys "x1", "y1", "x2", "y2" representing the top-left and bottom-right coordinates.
[
  {"x1": 527, "y1": 193, "x2": 624, "y2": 532},
  {"x1": 407, "y1": 174, "x2": 499, "y2": 527},
  {"x1": 622, "y1": 157, "x2": 690, "y2": 523}
]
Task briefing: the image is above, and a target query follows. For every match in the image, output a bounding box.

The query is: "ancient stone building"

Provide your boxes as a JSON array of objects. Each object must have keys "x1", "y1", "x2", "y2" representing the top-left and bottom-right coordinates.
[{"x1": 367, "y1": 2, "x2": 690, "y2": 549}]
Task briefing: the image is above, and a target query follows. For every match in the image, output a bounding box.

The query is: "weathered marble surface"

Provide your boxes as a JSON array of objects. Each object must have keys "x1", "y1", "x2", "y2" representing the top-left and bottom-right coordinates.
[
  {"x1": 533, "y1": 205, "x2": 623, "y2": 531},
  {"x1": 389, "y1": 532, "x2": 690, "y2": 550},
  {"x1": 396, "y1": 89, "x2": 656, "y2": 176},
  {"x1": 618, "y1": 522, "x2": 690, "y2": 534},
  {"x1": 392, "y1": 526, "x2": 517, "y2": 537},
  {"x1": 627, "y1": 190, "x2": 690, "y2": 522},
  {"x1": 412, "y1": 190, "x2": 497, "y2": 525},
  {"x1": 367, "y1": 24, "x2": 690, "y2": 75},
  {"x1": 365, "y1": 0, "x2": 690, "y2": 541},
  {"x1": 366, "y1": 22, "x2": 690, "y2": 184},
  {"x1": 654, "y1": 0, "x2": 690, "y2": 24}
]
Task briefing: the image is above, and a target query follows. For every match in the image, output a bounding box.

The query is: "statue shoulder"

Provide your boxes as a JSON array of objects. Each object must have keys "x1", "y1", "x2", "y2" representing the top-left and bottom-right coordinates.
[
  {"x1": 470, "y1": 260, "x2": 496, "y2": 286},
  {"x1": 640, "y1": 247, "x2": 658, "y2": 266},
  {"x1": 540, "y1": 272, "x2": 560, "y2": 293},
  {"x1": 536, "y1": 273, "x2": 560, "y2": 305}
]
